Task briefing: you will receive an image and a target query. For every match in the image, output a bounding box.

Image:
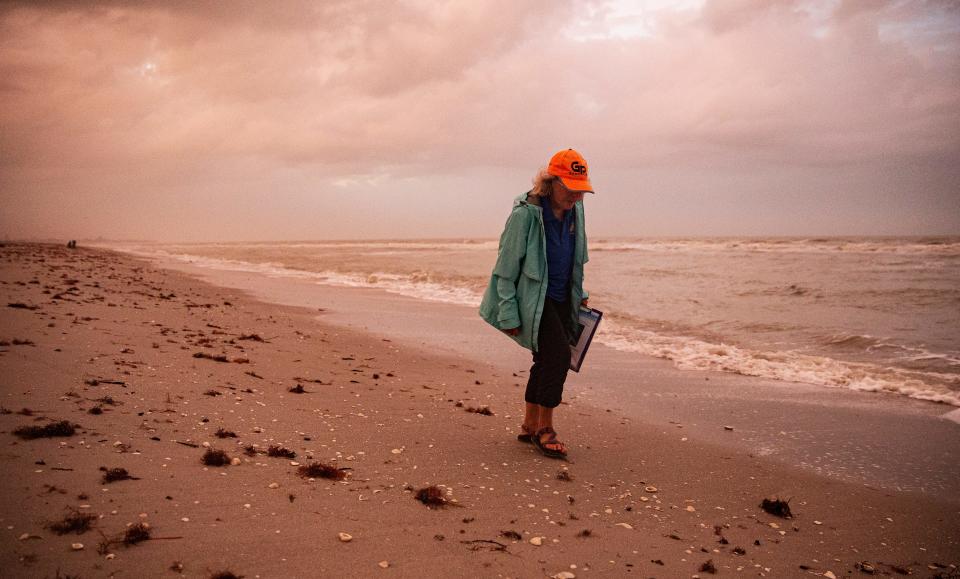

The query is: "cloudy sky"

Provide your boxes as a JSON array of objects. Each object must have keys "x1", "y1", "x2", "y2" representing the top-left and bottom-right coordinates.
[{"x1": 1, "y1": 0, "x2": 958, "y2": 241}]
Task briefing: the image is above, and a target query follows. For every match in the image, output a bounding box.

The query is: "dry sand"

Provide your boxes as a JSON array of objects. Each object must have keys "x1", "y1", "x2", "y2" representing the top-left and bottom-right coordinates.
[{"x1": 1, "y1": 242, "x2": 958, "y2": 579}]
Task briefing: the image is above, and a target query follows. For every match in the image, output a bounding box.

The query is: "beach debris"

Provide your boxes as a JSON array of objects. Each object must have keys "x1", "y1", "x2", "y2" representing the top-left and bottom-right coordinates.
[
  {"x1": 529, "y1": 536, "x2": 543, "y2": 546},
  {"x1": 644, "y1": 486, "x2": 658, "y2": 493},
  {"x1": 203, "y1": 389, "x2": 222, "y2": 397},
  {"x1": 14, "y1": 420, "x2": 77, "y2": 439},
  {"x1": 8, "y1": 302, "x2": 38, "y2": 310},
  {"x1": 267, "y1": 445, "x2": 296, "y2": 459},
  {"x1": 552, "y1": 572, "x2": 576, "y2": 579},
  {"x1": 100, "y1": 467, "x2": 139, "y2": 483},
  {"x1": 71, "y1": 543, "x2": 84, "y2": 550},
  {"x1": 84, "y1": 378, "x2": 125, "y2": 386},
  {"x1": 244, "y1": 370, "x2": 263, "y2": 379},
  {"x1": 243, "y1": 445, "x2": 258, "y2": 456},
  {"x1": 170, "y1": 562, "x2": 184, "y2": 572},
  {"x1": 615, "y1": 523, "x2": 633, "y2": 530},
  {"x1": 230, "y1": 458, "x2": 242, "y2": 466},
  {"x1": 414, "y1": 485, "x2": 452, "y2": 508},
  {"x1": 378, "y1": 561, "x2": 390, "y2": 568},
  {"x1": 338, "y1": 532, "x2": 353, "y2": 542},
  {"x1": 88, "y1": 406, "x2": 103, "y2": 415},
  {"x1": 297, "y1": 462, "x2": 347, "y2": 481},
  {"x1": 732, "y1": 547, "x2": 746, "y2": 555},
  {"x1": 238, "y1": 334, "x2": 265, "y2": 342},
  {"x1": 760, "y1": 497, "x2": 793, "y2": 518},
  {"x1": 192, "y1": 352, "x2": 229, "y2": 363},
  {"x1": 500, "y1": 530, "x2": 522, "y2": 541},
  {"x1": 855, "y1": 561, "x2": 877, "y2": 574},
  {"x1": 699, "y1": 559, "x2": 717, "y2": 574},
  {"x1": 209, "y1": 571, "x2": 244, "y2": 579},
  {"x1": 201, "y1": 449, "x2": 231, "y2": 467},
  {"x1": 98, "y1": 522, "x2": 158, "y2": 554},
  {"x1": 577, "y1": 529, "x2": 592, "y2": 538},
  {"x1": 215, "y1": 428, "x2": 237, "y2": 438},
  {"x1": 48, "y1": 509, "x2": 97, "y2": 535},
  {"x1": 288, "y1": 384, "x2": 307, "y2": 394},
  {"x1": 556, "y1": 470, "x2": 573, "y2": 482},
  {"x1": 462, "y1": 539, "x2": 508, "y2": 552},
  {"x1": 268, "y1": 482, "x2": 280, "y2": 489},
  {"x1": 723, "y1": 425, "x2": 734, "y2": 431},
  {"x1": 175, "y1": 441, "x2": 200, "y2": 448},
  {"x1": 122, "y1": 523, "x2": 152, "y2": 545},
  {"x1": 823, "y1": 572, "x2": 837, "y2": 579},
  {"x1": 651, "y1": 559, "x2": 665, "y2": 566},
  {"x1": 465, "y1": 405, "x2": 493, "y2": 416}
]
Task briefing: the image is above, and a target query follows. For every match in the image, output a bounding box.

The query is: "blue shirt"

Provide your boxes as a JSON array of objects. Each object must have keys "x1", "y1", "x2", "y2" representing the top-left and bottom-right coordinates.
[{"x1": 542, "y1": 196, "x2": 575, "y2": 302}]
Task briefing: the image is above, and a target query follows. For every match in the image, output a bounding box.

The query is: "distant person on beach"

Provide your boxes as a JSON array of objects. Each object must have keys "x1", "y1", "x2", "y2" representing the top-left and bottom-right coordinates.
[{"x1": 480, "y1": 149, "x2": 593, "y2": 459}]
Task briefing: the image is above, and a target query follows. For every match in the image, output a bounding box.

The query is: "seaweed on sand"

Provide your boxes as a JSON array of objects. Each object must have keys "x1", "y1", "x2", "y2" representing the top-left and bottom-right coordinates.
[
  {"x1": 201, "y1": 449, "x2": 230, "y2": 467},
  {"x1": 193, "y1": 352, "x2": 229, "y2": 363},
  {"x1": 210, "y1": 572, "x2": 245, "y2": 579},
  {"x1": 98, "y1": 522, "x2": 154, "y2": 554},
  {"x1": 415, "y1": 485, "x2": 453, "y2": 508},
  {"x1": 122, "y1": 522, "x2": 151, "y2": 545},
  {"x1": 699, "y1": 559, "x2": 717, "y2": 574},
  {"x1": 100, "y1": 467, "x2": 138, "y2": 483},
  {"x1": 266, "y1": 445, "x2": 296, "y2": 459},
  {"x1": 296, "y1": 462, "x2": 347, "y2": 481},
  {"x1": 465, "y1": 405, "x2": 493, "y2": 416},
  {"x1": 215, "y1": 428, "x2": 237, "y2": 438},
  {"x1": 288, "y1": 384, "x2": 307, "y2": 394},
  {"x1": 47, "y1": 509, "x2": 97, "y2": 535},
  {"x1": 760, "y1": 497, "x2": 793, "y2": 518},
  {"x1": 13, "y1": 420, "x2": 77, "y2": 439}
]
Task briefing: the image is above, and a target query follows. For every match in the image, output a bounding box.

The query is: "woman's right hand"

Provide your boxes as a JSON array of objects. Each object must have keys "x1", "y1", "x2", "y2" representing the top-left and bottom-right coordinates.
[{"x1": 502, "y1": 327, "x2": 520, "y2": 336}]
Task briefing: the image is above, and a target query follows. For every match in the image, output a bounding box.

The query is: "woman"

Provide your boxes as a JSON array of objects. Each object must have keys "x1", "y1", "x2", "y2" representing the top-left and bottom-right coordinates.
[{"x1": 479, "y1": 149, "x2": 593, "y2": 459}]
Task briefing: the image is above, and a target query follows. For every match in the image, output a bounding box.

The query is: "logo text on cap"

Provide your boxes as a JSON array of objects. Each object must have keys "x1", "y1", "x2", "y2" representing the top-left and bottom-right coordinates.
[{"x1": 570, "y1": 161, "x2": 587, "y2": 175}]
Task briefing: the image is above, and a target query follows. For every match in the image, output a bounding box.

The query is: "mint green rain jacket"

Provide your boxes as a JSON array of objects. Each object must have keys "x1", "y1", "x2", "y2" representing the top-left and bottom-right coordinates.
[{"x1": 479, "y1": 193, "x2": 588, "y2": 352}]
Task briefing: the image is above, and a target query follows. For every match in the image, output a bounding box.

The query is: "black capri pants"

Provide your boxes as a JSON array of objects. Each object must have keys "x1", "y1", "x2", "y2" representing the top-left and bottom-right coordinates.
[{"x1": 525, "y1": 297, "x2": 573, "y2": 409}]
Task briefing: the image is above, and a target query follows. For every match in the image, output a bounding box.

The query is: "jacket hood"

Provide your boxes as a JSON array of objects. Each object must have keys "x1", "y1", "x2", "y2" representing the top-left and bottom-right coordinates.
[{"x1": 514, "y1": 192, "x2": 542, "y2": 208}]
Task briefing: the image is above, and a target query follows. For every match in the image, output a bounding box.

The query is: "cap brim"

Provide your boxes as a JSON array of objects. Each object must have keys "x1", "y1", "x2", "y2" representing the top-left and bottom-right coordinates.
[{"x1": 558, "y1": 176, "x2": 594, "y2": 193}]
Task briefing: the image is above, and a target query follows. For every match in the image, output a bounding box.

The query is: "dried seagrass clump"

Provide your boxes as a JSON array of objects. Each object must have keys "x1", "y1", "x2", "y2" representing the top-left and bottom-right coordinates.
[
  {"x1": 415, "y1": 485, "x2": 450, "y2": 508},
  {"x1": 122, "y1": 522, "x2": 151, "y2": 545},
  {"x1": 215, "y1": 428, "x2": 237, "y2": 438},
  {"x1": 267, "y1": 445, "x2": 296, "y2": 459},
  {"x1": 201, "y1": 449, "x2": 230, "y2": 467},
  {"x1": 760, "y1": 497, "x2": 793, "y2": 518},
  {"x1": 296, "y1": 462, "x2": 345, "y2": 481},
  {"x1": 47, "y1": 509, "x2": 97, "y2": 535},
  {"x1": 100, "y1": 467, "x2": 137, "y2": 483},
  {"x1": 14, "y1": 420, "x2": 77, "y2": 439}
]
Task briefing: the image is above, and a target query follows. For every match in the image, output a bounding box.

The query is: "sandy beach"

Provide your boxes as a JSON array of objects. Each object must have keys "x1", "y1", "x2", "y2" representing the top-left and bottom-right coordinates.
[{"x1": 1, "y1": 242, "x2": 958, "y2": 579}]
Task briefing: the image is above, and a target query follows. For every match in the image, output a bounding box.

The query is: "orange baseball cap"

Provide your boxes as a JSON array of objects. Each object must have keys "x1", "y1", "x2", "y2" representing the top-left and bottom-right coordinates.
[{"x1": 547, "y1": 149, "x2": 594, "y2": 193}]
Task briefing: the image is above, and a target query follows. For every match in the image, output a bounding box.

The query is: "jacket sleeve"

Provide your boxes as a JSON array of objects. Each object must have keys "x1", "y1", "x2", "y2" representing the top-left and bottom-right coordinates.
[{"x1": 490, "y1": 209, "x2": 528, "y2": 329}]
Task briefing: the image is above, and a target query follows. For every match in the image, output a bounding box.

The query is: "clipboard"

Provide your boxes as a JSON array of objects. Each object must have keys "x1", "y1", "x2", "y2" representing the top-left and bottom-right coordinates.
[{"x1": 569, "y1": 307, "x2": 602, "y2": 372}]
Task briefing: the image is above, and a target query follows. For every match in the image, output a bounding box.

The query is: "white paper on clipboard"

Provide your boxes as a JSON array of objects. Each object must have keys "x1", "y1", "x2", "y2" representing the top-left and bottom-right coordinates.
[{"x1": 569, "y1": 307, "x2": 602, "y2": 372}]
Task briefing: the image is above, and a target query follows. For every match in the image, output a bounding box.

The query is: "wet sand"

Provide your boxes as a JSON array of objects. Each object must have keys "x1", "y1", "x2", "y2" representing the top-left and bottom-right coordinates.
[{"x1": 1, "y1": 242, "x2": 958, "y2": 578}]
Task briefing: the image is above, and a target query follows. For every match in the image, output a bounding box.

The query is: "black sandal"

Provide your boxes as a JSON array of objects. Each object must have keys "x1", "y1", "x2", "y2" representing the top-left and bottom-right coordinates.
[
  {"x1": 517, "y1": 424, "x2": 535, "y2": 444},
  {"x1": 533, "y1": 427, "x2": 568, "y2": 459}
]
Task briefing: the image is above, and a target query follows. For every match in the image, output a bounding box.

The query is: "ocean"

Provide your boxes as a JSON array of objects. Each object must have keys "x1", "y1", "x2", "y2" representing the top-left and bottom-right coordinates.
[{"x1": 117, "y1": 236, "x2": 960, "y2": 407}]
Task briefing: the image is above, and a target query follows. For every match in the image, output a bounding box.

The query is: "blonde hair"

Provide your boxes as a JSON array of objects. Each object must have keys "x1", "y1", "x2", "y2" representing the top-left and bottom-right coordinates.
[{"x1": 531, "y1": 168, "x2": 557, "y2": 197}]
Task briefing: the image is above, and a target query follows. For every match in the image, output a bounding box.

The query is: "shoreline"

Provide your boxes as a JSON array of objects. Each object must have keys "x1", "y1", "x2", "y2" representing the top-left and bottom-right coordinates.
[
  {"x1": 137, "y1": 245, "x2": 960, "y2": 499},
  {"x1": 1, "y1": 243, "x2": 958, "y2": 578}
]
